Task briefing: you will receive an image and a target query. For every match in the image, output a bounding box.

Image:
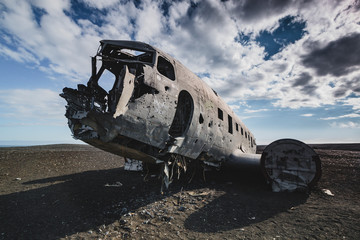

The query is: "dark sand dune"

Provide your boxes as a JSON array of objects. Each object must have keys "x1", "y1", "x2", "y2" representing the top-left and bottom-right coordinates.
[{"x1": 0, "y1": 144, "x2": 359, "y2": 239}]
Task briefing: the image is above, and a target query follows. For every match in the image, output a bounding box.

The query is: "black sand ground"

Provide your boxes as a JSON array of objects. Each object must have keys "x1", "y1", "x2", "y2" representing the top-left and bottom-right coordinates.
[{"x1": 0, "y1": 144, "x2": 359, "y2": 239}]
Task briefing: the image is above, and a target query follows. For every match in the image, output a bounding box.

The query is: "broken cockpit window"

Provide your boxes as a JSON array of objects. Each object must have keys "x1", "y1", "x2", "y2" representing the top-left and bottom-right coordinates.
[
  {"x1": 87, "y1": 43, "x2": 157, "y2": 115},
  {"x1": 98, "y1": 43, "x2": 155, "y2": 64},
  {"x1": 157, "y1": 56, "x2": 175, "y2": 80}
]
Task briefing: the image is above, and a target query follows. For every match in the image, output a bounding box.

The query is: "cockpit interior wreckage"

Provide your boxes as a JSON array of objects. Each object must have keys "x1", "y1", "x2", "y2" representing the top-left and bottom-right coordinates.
[{"x1": 61, "y1": 40, "x2": 321, "y2": 192}]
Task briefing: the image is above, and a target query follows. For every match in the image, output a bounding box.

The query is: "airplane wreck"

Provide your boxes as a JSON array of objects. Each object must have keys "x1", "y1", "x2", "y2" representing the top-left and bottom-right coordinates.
[{"x1": 60, "y1": 40, "x2": 321, "y2": 192}]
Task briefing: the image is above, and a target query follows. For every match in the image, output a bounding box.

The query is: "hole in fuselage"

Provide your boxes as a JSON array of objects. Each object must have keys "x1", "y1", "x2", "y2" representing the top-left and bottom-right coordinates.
[
  {"x1": 199, "y1": 114, "x2": 204, "y2": 124},
  {"x1": 169, "y1": 90, "x2": 194, "y2": 137}
]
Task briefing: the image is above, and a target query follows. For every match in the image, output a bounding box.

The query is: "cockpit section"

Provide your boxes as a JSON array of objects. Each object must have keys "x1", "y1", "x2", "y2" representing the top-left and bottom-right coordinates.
[
  {"x1": 87, "y1": 41, "x2": 158, "y2": 117},
  {"x1": 60, "y1": 40, "x2": 179, "y2": 157}
]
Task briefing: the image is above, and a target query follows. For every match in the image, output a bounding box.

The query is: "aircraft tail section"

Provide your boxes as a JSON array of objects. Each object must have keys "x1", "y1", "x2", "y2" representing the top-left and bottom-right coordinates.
[{"x1": 227, "y1": 139, "x2": 321, "y2": 192}]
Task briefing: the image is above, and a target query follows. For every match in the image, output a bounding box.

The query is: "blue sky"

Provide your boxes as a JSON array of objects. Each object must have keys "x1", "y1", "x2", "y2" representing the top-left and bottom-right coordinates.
[{"x1": 0, "y1": 0, "x2": 360, "y2": 145}]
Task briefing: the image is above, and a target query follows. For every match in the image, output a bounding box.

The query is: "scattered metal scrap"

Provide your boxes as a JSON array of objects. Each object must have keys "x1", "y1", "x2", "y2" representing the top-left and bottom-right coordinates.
[{"x1": 124, "y1": 158, "x2": 143, "y2": 171}]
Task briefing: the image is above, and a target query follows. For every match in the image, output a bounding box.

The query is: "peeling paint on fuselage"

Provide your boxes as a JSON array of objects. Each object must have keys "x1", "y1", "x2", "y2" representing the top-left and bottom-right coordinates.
[
  {"x1": 61, "y1": 40, "x2": 322, "y2": 192},
  {"x1": 61, "y1": 40, "x2": 256, "y2": 167}
]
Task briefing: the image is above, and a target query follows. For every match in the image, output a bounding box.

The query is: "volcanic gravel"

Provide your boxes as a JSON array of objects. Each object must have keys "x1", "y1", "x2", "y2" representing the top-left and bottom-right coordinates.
[{"x1": 0, "y1": 144, "x2": 359, "y2": 239}]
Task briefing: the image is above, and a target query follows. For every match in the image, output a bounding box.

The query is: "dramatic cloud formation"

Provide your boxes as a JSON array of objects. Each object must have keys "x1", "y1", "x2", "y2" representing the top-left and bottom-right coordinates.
[
  {"x1": 302, "y1": 33, "x2": 360, "y2": 77},
  {"x1": 1, "y1": 0, "x2": 359, "y2": 107},
  {"x1": 0, "y1": 0, "x2": 359, "y2": 143}
]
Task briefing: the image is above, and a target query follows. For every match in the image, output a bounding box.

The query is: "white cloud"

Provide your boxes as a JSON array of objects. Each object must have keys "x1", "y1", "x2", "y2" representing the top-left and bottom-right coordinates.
[
  {"x1": 301, "y1": 114, "x2": 313, "y2": 117},
  {"x1": 321, "y1": 113, "x2": 360, "y2": 120},
  {"x1": 229, "y1": 101, "x2": 249, "y2": 111},
  {"x1": 342, "y1": 97, "x2": 360, "y2": 110},
  {"x1": 80, "y1": 0, "x2": 118, "y2": 9},
  {"x1": 0, "y1": 45, "x2": 39, "y2": 63},
  {"x1": 244, "y1": 109, "x2": 269, "y2": 114},
  {"x1": 0, "y1": 89, "x2": 65, "y2": 124},
  {"x1": 330, "y1": 121, "x2": 360, "y2": 129},
  {"x1": 228, "y1": 105, "x2": 240, "y2": 110},
  {"x1": 0, "y1": 0, "x2": 102, "y2": 81},
  {"x1": 134, "y1": 0, "x2": 166, "y2": 42}
]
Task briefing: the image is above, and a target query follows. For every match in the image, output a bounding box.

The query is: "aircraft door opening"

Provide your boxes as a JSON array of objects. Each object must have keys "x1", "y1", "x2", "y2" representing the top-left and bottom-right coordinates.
[{"x1": 169, "y1": 91, "x2": 194, "y2": 137}]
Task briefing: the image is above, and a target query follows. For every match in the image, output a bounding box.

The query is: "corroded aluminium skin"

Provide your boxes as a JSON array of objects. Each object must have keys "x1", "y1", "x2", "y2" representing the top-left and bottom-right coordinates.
[
  {"x1": 61, "y1": 40, "x2": 321, "y2": 192},
  {"x1": 61, "y1": 40, "x2": 256, "y2": 165}
]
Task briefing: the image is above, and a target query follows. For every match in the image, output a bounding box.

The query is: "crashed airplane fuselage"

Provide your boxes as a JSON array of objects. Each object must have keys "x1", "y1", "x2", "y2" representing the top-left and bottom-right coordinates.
[{"x1": 61, "y1": 40, "x2": 321, "y2": 192}]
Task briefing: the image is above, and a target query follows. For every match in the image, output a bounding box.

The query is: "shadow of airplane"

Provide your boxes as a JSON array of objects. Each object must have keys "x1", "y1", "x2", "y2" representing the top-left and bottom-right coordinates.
[
  {"x1": 183, "y1": 167, "x2": 308, "y2": 232},
  {"x1": 0, "y1": 168, "x2": 162, "y2": 239},
  {"x1": 0, "y1": 167, "x2": 308, "y2": 239},
  {"x1": 184, "y1": 188, "x2": 307, "y2": 232}
]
